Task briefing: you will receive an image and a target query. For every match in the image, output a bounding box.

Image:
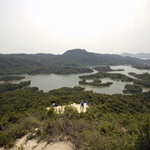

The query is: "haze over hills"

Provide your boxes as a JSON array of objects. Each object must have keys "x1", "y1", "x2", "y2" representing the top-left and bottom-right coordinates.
[
  {"x1": 121, "y1": 52, "x2": 150, "y2": 59},
  {"x1": 0, "y1": 49, "x2": 148, "y2": 75}
]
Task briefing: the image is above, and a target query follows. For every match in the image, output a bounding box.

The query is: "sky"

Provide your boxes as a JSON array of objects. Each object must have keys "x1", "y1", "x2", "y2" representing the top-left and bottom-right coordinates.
[{"x1": 0, "y1": 0, "x2": 150, "y2": 54}]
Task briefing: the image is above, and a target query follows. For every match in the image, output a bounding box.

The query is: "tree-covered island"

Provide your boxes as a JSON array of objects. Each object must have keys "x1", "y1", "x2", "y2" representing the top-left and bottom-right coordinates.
[
  {"x1": 93, "y1": 65, "x2": 124, "y2": 72},
  {"x1": 129, "y1": 72, "x2": 150, "y2": 87},
  {"x1": 132, "y1": 64, "x2": 150, "y2": 70},
  {"x1": 79, "y1": 72, "x2": 134, "y2": 82},
  {"x1": 79, "y1": 78, "x2": 113, "y2": 87},
  {"x1": 123, "y1": 84, "x2": 142, "y2": 94}
]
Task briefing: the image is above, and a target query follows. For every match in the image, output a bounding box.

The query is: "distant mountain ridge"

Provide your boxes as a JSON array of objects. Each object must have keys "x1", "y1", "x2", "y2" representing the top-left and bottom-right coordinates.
[
  {"x1": 0, "y1": 49, "x2": 148, "y2": 75},
  {"x1": 121, "y1": 52, "x2": 150, "y2": 59}
]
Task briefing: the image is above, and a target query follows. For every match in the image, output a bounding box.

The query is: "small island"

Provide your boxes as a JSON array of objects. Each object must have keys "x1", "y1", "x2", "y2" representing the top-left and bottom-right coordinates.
[
  {"x1": 132, "y1": 65, "x2": 150, "y2": 70},
  {"x1": 123, "y1": 84, "x2": 142, "y2": 94},
  {"x1": 79, "y1": 72, "x2": 134, "y2": 82},
  {"x1": 128, "y1": 72, "x2": 150, "y2": 81},
  {"x1": 93, "y1": 65, "x2": 124, "y2": 72},
  {"x1": 79, "y1": 78, "x2": 113, "y2": 87}
]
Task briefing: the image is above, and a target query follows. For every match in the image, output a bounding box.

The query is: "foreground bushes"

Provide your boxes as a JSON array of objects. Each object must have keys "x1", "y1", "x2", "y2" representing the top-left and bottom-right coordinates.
[
  {"x1": 0, "y1": 88, "x2": 150, "y2": 149},
  {"x1": 36, "y1": 112, "x2": 150, "y2": 150}
]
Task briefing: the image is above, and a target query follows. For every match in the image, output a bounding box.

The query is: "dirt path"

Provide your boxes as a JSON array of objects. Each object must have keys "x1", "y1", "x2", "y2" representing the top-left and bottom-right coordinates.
[
  {"x1": 33, "y1": 142, "x2": 73, "y2": 150},
  {"x1": 1, "y1": 103, "x2": 89, "y2": 150},
  {"x1": 47, "y1": 103, "x2": 90, "y2": 113},
  {"x1": 10, "y1": 136, "x2": 74, "y2": 150}
]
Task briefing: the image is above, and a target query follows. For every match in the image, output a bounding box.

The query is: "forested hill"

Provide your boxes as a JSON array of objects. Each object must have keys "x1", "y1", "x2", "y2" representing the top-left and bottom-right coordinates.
[
  {"x1": 60, "y1": 49, "x2": 145, "y2": 65},
  {"x1": 0, "y1": 49, "x2": 146, "y2": 75}
]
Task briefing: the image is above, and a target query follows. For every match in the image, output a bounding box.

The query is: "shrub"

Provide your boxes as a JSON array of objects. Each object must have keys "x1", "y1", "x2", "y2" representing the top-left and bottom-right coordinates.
[
  {"x1": 135, "y1": 118, "x2": 150, "y2": 150},
  {"x1": 63, "y1": 106, "x2": 79, "y2": 119}
]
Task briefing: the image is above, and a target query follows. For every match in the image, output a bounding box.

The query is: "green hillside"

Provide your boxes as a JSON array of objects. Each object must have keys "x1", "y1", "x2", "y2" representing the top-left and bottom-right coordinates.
[{"x1": 0, "y1": 49, "x2": 146, "y2": 75}]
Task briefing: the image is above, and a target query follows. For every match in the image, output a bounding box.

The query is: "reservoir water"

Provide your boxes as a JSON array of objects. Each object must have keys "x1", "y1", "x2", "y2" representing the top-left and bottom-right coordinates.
[{"x1": 21, "y1": 65, "x2": 150, "y2": 94}]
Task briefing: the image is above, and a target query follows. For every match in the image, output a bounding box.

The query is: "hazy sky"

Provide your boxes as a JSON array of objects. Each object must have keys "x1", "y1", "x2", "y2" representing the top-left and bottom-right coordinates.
[{"x1": 0, "y1": 0, "x2": 150, "y2": 54}]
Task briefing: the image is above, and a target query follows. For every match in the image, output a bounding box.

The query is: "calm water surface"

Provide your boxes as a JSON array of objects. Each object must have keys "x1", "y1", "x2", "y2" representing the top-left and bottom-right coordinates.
[{"x1": 21, "y1": 65, "x2": 150, "y2": 94}]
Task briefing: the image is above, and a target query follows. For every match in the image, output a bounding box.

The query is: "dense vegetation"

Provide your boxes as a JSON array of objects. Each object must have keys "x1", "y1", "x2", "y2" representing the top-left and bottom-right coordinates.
[
  {"x1": 0, "y1": 76, "x2": 25, "y2": 82},
  {"x1": 0, "y1": 84, "x2": 150, "y2": 149},
  {"x1": 53, "y1": 66, "x2": 93, "y2": 74},
  {"x1": 0, "y1": 49, "x2": 147, "y2": 75},
  {"x1": 0, "y1": 81, "x2": 31, "y2": 93},
  {"x1": 123, "y1": 84, "x2": 142, "y2": 93},
  {"x1": 134, "y1": 80, "x2": 150, "y2": 87},
  {"x1": 129, "y1": 72, "x2": 150, "y2": 87}
]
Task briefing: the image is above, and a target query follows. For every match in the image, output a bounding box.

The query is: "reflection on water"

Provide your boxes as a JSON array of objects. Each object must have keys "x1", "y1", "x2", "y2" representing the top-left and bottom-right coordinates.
[{"x1": 20, "y1": 65, "x2": 150, "y2": 94}]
